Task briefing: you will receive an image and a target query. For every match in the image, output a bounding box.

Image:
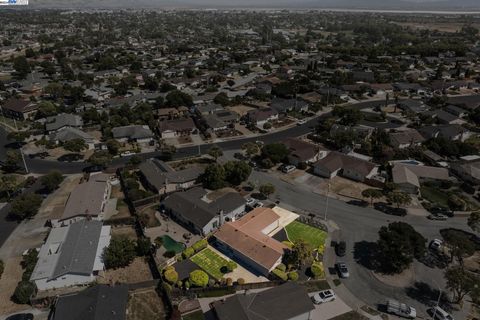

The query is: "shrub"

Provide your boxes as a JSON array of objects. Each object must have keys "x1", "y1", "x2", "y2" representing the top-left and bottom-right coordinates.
[
  {"x1": 272, "y1": 268, "x2": 288, "y2": 281},
  {"x1": 276, "y1": 263, "x2": 287, "y2": 272},
  {"x1": 288, "y1": 271, "x2": 299, "y2": 281},
  {"x1": 164, "y1": 268, "x2": 179, "y2": 284},
  {"x1": 310, "y1": 262, "x2": 325, "y2": 279},
  {"x1": 184, "y1": 280, "x2": 191, "y2": 289},
  {"x1": 182, "y1": 247, "x2": 195, "y2": 259},
  {"x1": 192, "y1": 239, "x2": 208, "y2": 253},
  {"x1": 189, "y1": 270, "x2": 209, "y2": 287},
  {"x1": 176, "y1": 281, "x2": 183, "y2": 288},
  {"x1": 136, "y1": 238, "x2": 152, "y2": 256},
  {"x1": 237, "y1": 278, "x2": 245, "y2": 285},
  {"x1": 225, "y1": 261, "x2": 238, "y2": 273},
  {"x1": 103, "y1": 236, "x2": 136, "y2": 269},
  {"x1": 13, "y1": 281, "x2": 35, "y2": 304},
  {"x1": 226, "y1": 278, "x2": 233, "y2": 286}
]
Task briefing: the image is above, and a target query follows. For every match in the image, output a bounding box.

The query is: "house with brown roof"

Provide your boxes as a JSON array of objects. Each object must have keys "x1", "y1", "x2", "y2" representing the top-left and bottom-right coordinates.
[
  {"x1": 312, "y1": 151, "x2": 378, "y2": 183},
  {"x1": 246, "y1": 108, "x2": 279, "y2": 128},
  {"x1": 282, "y1": 138, "x2": 326, "y2": 166},
  {"x1": 158, "y1": 118, "x2": 197, "y2": 139},
  {"x1": 214, "y1": 207, "x2": 289, "y2": 276},
  {"x1": 1, "y1": 98, "x2": 38, "y2": 120},
  {"x1": 389, "y1": 129, "x2": 425, "y2": 149},
  {"x1": 392, "y1": 163, "x2": 450, "y2": 194}
]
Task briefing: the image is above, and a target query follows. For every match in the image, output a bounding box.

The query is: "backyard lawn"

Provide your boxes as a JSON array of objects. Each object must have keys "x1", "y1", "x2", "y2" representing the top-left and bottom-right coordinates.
[
  {"x1": 190, "y1": 248, "x2": 229, "y2": 280},
  {"x1": 420, "y1": 186, "x2": 450, "y2": 207},
  {"x1": 285, "y1": 221, "x2": 327, "y2": 248}
]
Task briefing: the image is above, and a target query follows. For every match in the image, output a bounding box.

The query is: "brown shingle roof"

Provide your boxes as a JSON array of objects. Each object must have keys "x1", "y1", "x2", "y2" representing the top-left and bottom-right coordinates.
[{"x1": 2, "y1": 98, "x2": 37, "y2": 113}]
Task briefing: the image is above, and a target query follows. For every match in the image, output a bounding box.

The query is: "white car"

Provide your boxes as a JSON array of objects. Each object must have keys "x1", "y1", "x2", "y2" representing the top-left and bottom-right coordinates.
[
  {"x1": 245, "y1": 198, "x2": 256, "y2": 207},
  {"x1": 120, "y1": 151, "x2": 135, "y2": 157},
  {"x1": 253, "y1": 202, "x2": 264, "y2": 208},
  {"x1": 430, "y1": 239, "x2": 443, "y2": 251},
  {"x1": 297, "y1": 119, "x2": 307, "y2": 126},
  {"x1": 311, "y1": 290, "x2": 336, "y2": 304},
  {"x1": 282, "y1": 165, "x2": 296, "y2": 173}
]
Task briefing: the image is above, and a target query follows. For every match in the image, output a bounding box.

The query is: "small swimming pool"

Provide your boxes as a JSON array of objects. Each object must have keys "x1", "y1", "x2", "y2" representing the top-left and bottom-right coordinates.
[{"x1": 161, "y1": 235, "x2": 185, "y2": 254}]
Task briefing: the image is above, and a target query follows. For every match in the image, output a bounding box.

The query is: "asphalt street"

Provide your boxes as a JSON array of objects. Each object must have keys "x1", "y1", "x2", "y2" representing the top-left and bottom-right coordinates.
[{"x1": 250, "y1": 170, "x2": 469, "y2": 318}]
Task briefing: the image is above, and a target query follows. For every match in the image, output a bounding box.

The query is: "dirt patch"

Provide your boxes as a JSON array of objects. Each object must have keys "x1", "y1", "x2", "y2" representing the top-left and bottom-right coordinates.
[
  {"x1": 127, "y1": 289, "x2": 167, "y2": 320},
  {"x1": 371, "y1": 267, "x2": 415, "y2": 288},
  {"x1": 227, "y1": 104, "x2": 255, "y2": 116},
  {"x1": 111, "y1": 226, "x2": 138, "y2": 240},
  {"x1": 464, "y1": 252, "x2": 480, "y2": 274},
  {"x1": 108, "y1": 186, "x2": 131, "y2": 220},
  {"x1": 330, "y1": 176, "x2": 372, "y2": 200},
  {"x1": 0, "y1": 257, "x2": 29, "y2": 315},
  {"x1": 37, "y1": 174, "x2": 83, "y2": 220},
  {"x1": 139, "y1": 207, "x2": 161, "y2": 228},
  {"x1": 99, "y1": 257, "x2": 153, "y2": 285},
  {"x1": 178, "y1": 136, "x2": 193, "y2": 144}
]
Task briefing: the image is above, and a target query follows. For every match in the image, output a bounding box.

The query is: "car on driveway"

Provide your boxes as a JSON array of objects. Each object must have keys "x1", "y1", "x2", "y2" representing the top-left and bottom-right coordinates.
[
  {"x1": 245, "y1": 198, "x2": 256, "y2": 207},
  {"x1": 297, "y1": 119, "x2": 307, "y2": 126},
  {"x1": 347, "y1": 200, "x2": 368, "y2": 207},
  {"x1": 335, "y1": 262, "x2": 349, "y2": 278},
  {"x1": 428, "y1": 306, "x2": 454, "y2": 320},
  {"x1": 281, "y1": 165, "x2": 296, "y2": 174},
  {"x1": 6, "y1": 314, "x2": 34, "y2": 320},
  {"x1": 428, "y1": 206, "x2": 454, "y2": 218},
  {"x1": 429, "y1": 239, "x2": 443, "y2": 251},
  {"x1": 374, "y1": 203, "x2": 407, "y2": 216},
  {"x1": 311, "y1": 289, "x2": 336, "y2": 304}
]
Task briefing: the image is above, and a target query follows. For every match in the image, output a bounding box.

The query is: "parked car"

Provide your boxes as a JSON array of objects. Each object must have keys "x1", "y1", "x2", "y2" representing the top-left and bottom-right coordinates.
[
  {"x1": 83, "y1": 165, "x2": 105, "y2": 173},
  {"x1": 386, "y1": 299, "x2": 416, "y2": 319},
  {"x1": 429, "y1": 306, "x2": 454, "y2": 320},
  {"x1": 281, "y1": 165, "x2": 296, "y2": 174},
  {"x1": 347, "y1": 200, "x2": 368, "y2": 208},
  {"x1": 28, "y1": 152, "x2": 49, "y2": 159},
  {"x1": 120, "y1": 150, "x2": 135, "y2": 157},
  {"x1": 245, "y1": 198, "x2": 256, "y2": 207},
  {"x1": 297, "y1": 119, "x2": 307, "y2": 126},
  {"x1": 234, "y1": 152, "x2": 246, "y2": 160},
  {"x1": 6, "y1": 314, "x2": 34, "y2": 320},
  {"x1": 335, "y1": 241, "x2": 346, "y2": 257},
  {"x1": 374, "y1": 203, "x2": 407, "y2": 216},
  {"x1": 253, "y1": 201, "x2": 264, "y2": 208},
  {"x1": 428, "y1": 214, "x2": 447, "y2": 221},
  {"x1": 335, "y1": 262, "x2": 349, "y2": 278},
  {"x1": 311, "y1": 289, "x2": 336, "y2": 304},
  {"x1": 57, "y1": 153, "x2": 84, "y2": 162},
  {"x1": 429, "y1": 239, "x2": 443, "y2": 251},
  {"x1": 255, "y1": 140, "x2": 264, "y2": 146},
  {"x1": 428, "y1": 206, "x2": 454, "y2": 218}
]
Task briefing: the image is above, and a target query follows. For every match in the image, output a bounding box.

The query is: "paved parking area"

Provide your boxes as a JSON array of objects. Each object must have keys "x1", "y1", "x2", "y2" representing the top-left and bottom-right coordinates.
[{"x1": 308, "y1": 292, "x2": 352, "y2": 320}]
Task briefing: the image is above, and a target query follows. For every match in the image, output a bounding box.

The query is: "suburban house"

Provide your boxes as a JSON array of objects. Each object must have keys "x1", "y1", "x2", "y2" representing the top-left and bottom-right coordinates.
[
  {"x1": 419, "y1": 124, "x2": 471, "y2": 142},
  {"x1": 313, "y1": 151, "x2": 378, "y2": 183},
  {"x1": 112, "y1": 125, "x2": 154, "y2": 144},
  {"x1": 271, "y1": 98, "x2": 309, "y2": 114},
  {"x1": 158, "y1": 118, "x2": 197, "y2": 139},
  {"x1": 50, "y1": 284, "x2": 129, "y2": 320},
  {"x1": 212, "y1": 282, "x2": 315, "y2": 320},
  {"x1": 0, "y1": 98, "x2": 38, "y2": 120},
  {"x1": 45, "y1": 113, "x2": 84, "y2": 133},
  {"x1": 214, "y1": 207, "x2": 290, "y2": 276},
  {"x1": 246, "y1": 108, "x2": 279, "y2": 127},
  {"x1": 389, "y1": 129, "x2": 425, "y2": 149},
  {"x1": 161, "y1": 187, "x2": 246, "y2": 235},
  {"x1": 138, "y1": 158, "x2": 202, "y2": 194},
  {"x1": 392, "y1": 163, "x2": 450, "y2": 194},
  {"x1": 196, "y1": 103, "x2": 225, "y2": 115},
  {"x1": 397, "y1": 99, "x2": 428, "y2": 113},
  {"x1": 52, "y1": 173, "x2": 112, "y2": 227},
  {"x1": 49, "y1": 127, "x2": 96, "y2": 150},
  {"x1": 445, "y1": 105, "x2": 468, "y2": 118},
  {"x1": 451, "y1": 158, "x2": 480, "y2": 185},
  {"x1": 30, "y1": 220, "x2": 111, "y2": 291},
  {"x1": 282, "y1": 138, "x2": 325, "y2": 166}
]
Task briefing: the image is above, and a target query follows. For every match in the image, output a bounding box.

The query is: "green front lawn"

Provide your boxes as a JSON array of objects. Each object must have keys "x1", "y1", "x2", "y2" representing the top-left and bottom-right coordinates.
[
  {"x1": 285, "y1": 221, "x2": 327, "y2": 248},
  {"x1": 420, "y1": 186, "x2": 450, "y2": 208},
  {"x1": 190, "y1": 248, "x2": 229, "y2": 280}
]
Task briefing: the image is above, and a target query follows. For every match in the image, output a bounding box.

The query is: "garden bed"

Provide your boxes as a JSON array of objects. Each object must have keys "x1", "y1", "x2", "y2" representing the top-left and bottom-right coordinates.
[{"x1": 190, "y1": 248, "x2": 230, "y2": 280}]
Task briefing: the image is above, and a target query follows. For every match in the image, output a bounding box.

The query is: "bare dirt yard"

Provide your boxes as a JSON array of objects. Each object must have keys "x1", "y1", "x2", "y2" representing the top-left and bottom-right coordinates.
[
  {"x1": 111, "y1": 225, "x2": 138, "y2": 241},
  {"x1": 37, "y1": 174, "x2": 83, "y2": 220},
  {"x1": 0, "y1": 257, "x2": 29, "y2": 315},
  {"x1": 127, "y1": 288, "x2": 167, "y2": 320},
  {"x1": 99, "y1": 257, "x2": 153, "y2": 285},
  {"x1": 108, "y1": 185, "x2": 131, "y2": 220}
]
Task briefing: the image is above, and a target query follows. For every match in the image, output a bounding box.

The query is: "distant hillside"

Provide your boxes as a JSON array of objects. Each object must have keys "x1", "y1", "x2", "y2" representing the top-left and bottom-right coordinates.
[{"x1": 28, "y1": 0, "x2": 480, "y2": 10}]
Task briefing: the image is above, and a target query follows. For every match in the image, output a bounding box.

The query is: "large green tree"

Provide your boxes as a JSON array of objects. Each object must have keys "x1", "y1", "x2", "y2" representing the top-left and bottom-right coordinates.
[
  {"x1": 224, "y1": 161, "x2": 252, "y2": 186},
  {"x1": 103, "y1": 236, "x2": 137, "y2": 269},
  {"x1": 10, "y1": 193, "x2": 43, "y2": 220},
  {"x1": 261, "y1": 143, "x2": 290, "y2": 164},
  {"x1": 201, "y1": 164, "x2": 226, "y2": 190},
  {"x1": 445, "y1": 266, "x2": 478, "y2": 303},
  {"x1": 362, "y1": 188, "x2": 383, "y2": 206},
  {"x1": 386, "y1": 191, "x2": 412, "y2": 208},
  {"x1": 40, "y1": 171, "x2": 64, "y2": 193}
]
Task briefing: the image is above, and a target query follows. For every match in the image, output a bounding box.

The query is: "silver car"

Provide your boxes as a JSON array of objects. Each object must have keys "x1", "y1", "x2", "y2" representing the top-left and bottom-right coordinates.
[
  {"x1": 311, "y1": 290, "x2": 336, "y2": 304},
  {"x1": 336, "y1": 262, "x2": 350, "y2": 278}
]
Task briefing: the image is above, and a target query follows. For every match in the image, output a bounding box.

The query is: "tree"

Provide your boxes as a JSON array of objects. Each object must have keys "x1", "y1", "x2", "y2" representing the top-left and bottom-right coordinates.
[
  {"x1": 163, "y1": 267, "x2": 179, "y2": 284},
  {"x1": 189, "y1": 270, "x2": 209, "y2": 287},
  {"x1": 40, "y1": 171, "x2": 64, "y2": 193},
  {"x1": 362, "y1": 188, "x2": 383, "y2": 206},
  {"x1": 0, "y1": 174, "x2": 18, "y2": 199},
  {"x1": 286, "y1": 239, "x2": 313, "y2": 267},
  {"x1": 213, "y1": 92, "x2": 230, "y2": 106},
  {"x1": 208, "y1": 145, "x2": 223, "y2": 162},
  {"x1": 468, "y1": 211, "x2": 480, "y2": 233},
  {"x1": 332, "y1": 106, "x2": 363, "y2": 126},
  {"x1": 10, "y1": 193, "x2": 43, "y2": 220},
  {"x1": 201, "y1": 164, "x2": 226, "y2": 190},
  {"x1": 259, "y1": 183, "x2": 275, "y2": 198},
  {"x1": 106, "y1": 139, "x2": 121, "y2": 155},
  {"x1": 242, "y1": 142, "x2": 260, "y2": 158},
  {"x1": 165, "y1": 90, "x2": 193, "y2": 107},
  {"x1": 442, "y1": 230, "x2": 476, "y2": 265},
  {"x1": 377, "y1": 222, "x2": 426, "y2": 274},
  {"x1": 37, "y1": 101, "x2": 57, "y2": 117},
  {"x1": 261, "y1": 143, "x2": 290, "y2": 164},
  {"x1": 445, "y1": 266, "x2": 478, "y2": 303},
  {"x1": 13, "y1": 56, "x2": 30, "y2": 79},
  {"x1": 103, "y1": 236, "x2": 137, "y2": 269},
  {"x1": 63, "y1": 139, "x2": 87, "y2": 152},
  {"x1": 88, "y1": 151, "x2": 112, "y2": 167},
  {"x1": 386, "y1": 191, "x2": 412, "y2": 208},
  {"x1": 224, "y1": 161, "x2": 252, "y2": 186},
  {"x1": 136, "y1": 237, "x2": 152, "y2": 256},
  {"x1": 13, "y1": 281, "x2": 35, "y2": 304},
  {"x1": 4, "y1": 150, "x2": 21, "y2": 170}
]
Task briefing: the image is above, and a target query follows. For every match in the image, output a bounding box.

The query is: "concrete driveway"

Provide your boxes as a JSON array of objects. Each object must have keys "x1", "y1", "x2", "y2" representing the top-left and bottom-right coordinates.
[{"x1": 308, "y1": 292, "x2": 352, "y2": 320}]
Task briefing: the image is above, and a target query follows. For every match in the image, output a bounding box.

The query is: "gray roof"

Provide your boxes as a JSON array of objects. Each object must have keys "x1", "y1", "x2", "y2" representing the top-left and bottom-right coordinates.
[
  {"x1": 162, "y1": 187, "x2": 245, "y2": 230},
  {"x1": 50, "y1": 127, "x2": 94, "y2": 143},
  {"x1": 51, "y1": 220, "x2": 104, "y2": 279},
  {"x1": 213, "y1": 282, "x2": 315, "y2": 320},
  {"x1": 46, "y1": 113, "x2": 83, "y2": 132},
  {"x1": 271, "y1": 98, "x2": 308, "y2": 113},
  {"x1": 418, "y1": 125, "x2": 467, "y2": 140},
  {"x1": 139, "y1": 159, "x2": 202, "y2": 192},
  {"x1": 112, "y1": 125, "x2": 154, "y2": 140},
  {"x1": 52, "y1": 284, "x2": 128, "y2": 320}
]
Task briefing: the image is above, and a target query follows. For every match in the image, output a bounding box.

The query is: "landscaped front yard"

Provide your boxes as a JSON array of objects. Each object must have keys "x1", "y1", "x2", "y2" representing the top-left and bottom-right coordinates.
[
  {"x1": 285, "y1": 221, "x2": 327, "y2": 249},
  {"x1": 190, "y1": 248, "x2": 230, "y2": 280},
  {"x1": 420, "y1": 186, "x2": 450, "y2": 208}
]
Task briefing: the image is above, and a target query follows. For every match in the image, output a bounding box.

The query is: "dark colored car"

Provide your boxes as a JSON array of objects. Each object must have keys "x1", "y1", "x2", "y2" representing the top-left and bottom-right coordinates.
[
  {"x1": 58, "y1": 153, "x2": 84, "y2": 162},
  {"x1": 6, "y1": 314, "x2": 34, "y2": 320},
  {"x1": 83, "y1": 165, "x2": 105, "y2": 173},
  {"x1": 347, "y1": 200, "x2": 368, "y2": 208},
  {"x1": 335, "y1": 241, "x2": 346, "y2": 257},
  {"x1": 428, "y1": 206, "x2": 454, "y2": 218},
  {"x1": 28, "y1": 152, "x2": 49, "y2": 159},
  {"x1": 374, "y1": 203, "x2": 407, "y2": 217}
]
